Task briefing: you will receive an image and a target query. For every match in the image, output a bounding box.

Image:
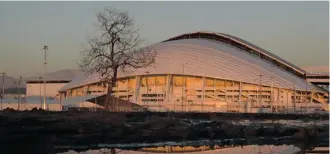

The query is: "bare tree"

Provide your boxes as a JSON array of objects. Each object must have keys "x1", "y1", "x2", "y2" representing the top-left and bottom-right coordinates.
[{"x1": 79, "y1": 8, "x2": 156, "y2": 111}]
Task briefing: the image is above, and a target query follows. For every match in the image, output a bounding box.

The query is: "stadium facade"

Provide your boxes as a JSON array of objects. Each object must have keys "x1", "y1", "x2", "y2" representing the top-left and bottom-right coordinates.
[{"x1": 57, "y1": 32, "x2": 328, "y2": 112}]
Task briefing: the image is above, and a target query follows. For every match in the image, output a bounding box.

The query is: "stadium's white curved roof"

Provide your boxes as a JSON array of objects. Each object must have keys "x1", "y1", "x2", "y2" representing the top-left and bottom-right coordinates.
[{"x1": 59, "y1": 35, "x2": 324, "y2": 93}]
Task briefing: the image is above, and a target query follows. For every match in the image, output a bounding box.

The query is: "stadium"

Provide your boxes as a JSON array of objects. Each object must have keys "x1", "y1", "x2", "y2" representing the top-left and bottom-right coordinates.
[{"x1": 53, "y1": 31, "x2": 329, "y2": 113}]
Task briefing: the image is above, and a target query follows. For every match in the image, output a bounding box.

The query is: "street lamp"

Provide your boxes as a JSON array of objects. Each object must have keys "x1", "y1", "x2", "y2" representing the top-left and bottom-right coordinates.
[
  {"x1": 43, "y1": 45, "x2": 48, "y2": 110},
  {"x1": 38, "y1": 77, "x2": 42, "y2": 108}
]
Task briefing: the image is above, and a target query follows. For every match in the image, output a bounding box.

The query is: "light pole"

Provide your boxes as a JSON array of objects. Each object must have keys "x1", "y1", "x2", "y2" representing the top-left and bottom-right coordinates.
[
  {"x1": 43, "y1": 45, "x2": 48, "y2": 110},
  {"x1": 1, "y1": 72, "x2": 5, "y2": 110},
  {"x1": 39, "y1": 77, "x2": 42, "y2": 108}
]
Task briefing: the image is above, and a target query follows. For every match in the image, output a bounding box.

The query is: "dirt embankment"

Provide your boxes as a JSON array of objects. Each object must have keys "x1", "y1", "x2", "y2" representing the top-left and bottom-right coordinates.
[{"x1": 0, "y1": 110, "x2": 328, "y2": 154}]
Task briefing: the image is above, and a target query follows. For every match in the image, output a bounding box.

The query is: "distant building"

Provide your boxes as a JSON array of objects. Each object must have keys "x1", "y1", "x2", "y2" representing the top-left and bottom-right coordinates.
[
  {"x1": 25, "y1": 69, "x2": 84, "y2": 99},
  {"x1": 26, "y1": 80, "x2": 71, "y2": 99}
]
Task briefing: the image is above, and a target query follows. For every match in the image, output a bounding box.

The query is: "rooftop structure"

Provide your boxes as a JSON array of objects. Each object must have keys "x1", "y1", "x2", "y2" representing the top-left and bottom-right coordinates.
[{"x1": 24, "y1": 31, "x2": 329, "y2": 112}]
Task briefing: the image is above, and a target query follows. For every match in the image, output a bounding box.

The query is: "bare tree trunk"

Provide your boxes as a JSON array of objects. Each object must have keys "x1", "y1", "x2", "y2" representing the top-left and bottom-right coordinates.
[
  {"x1": 104, "y1": 84, "x2": 111, "y2": 110},
  {"x1": 105, "y1": 69, "x2": 118, "y2": 111}
]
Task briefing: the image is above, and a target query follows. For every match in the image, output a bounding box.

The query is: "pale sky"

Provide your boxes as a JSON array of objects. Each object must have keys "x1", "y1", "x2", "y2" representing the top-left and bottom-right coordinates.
[{"x1": 0, "y1": 1, "x2": 328, "y2": 78}]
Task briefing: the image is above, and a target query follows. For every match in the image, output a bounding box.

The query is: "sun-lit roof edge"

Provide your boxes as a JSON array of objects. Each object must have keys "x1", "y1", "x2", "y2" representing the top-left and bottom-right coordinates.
[{"x1": 163, "y1": 31, "x2": 306, "y2": 77}]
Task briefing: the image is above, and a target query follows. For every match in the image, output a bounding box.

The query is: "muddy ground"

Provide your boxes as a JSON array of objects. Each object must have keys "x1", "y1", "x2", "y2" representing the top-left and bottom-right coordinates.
[{"x1": 0, "y1": 110, "x2": 328, "y2": 154}]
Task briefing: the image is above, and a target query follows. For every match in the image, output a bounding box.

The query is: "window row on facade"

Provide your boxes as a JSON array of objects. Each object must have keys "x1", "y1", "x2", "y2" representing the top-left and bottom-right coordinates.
[{"x1": 61, "y1": 74, "x2": 321, "y2": 105}]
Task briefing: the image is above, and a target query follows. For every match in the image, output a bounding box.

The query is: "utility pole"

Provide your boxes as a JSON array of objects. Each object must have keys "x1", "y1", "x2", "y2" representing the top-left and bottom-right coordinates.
[
  {"x1": 43, "y1": 45, "x2": 48, "y2": 110},
  {"x1": 1, "y1": 72, "x2": 5, "y2": 110},
  {"x1": 39, "y1": 77, "x2": 42, "y2": 108}
]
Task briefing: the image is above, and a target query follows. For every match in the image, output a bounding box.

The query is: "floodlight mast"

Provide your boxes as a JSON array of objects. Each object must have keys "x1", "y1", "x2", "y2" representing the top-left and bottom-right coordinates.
[{"x1": 43, "y1": 45, "x2": 48, "y2": 110}]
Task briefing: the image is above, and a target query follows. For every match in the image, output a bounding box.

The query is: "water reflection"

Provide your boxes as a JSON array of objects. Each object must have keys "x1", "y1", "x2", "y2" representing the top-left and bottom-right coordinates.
[
  {"x1": 60, "y1": 145, "x2": 301, "y2": 154},
  {"x1": 1, "y1": 136, "x2": 327, "y2": 154},
  {"x1": 56, "y1": 136, "x2": 329, "y2": 154}
]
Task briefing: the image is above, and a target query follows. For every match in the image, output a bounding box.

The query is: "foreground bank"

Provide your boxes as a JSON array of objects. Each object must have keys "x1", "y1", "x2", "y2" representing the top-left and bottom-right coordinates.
[{"x1": 0, "y1": 110, "x2": 328, "y2": 154}]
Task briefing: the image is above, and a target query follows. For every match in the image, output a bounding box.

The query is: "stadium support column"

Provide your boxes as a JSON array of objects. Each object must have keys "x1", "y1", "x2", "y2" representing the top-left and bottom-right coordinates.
[
  {"x1": 213, "y1": 78, "x2": 216, "y2": 112},
  {"x1": 166, "y1": 74, "x2": 174, "y2": 112},
  {"x1": 239, "y1": 81, "x2": 242, "y2": 112},
  {"x1": 181, "y1": 76, "x2": 184, "y2": 112},
  {"x1": 225, "y1": 80, "x2": 227, "y2": 112},
  {"x1": 300, "y1": 90, "x2": 303, "y2": 113},
  {"x1": 18, "y1": 76, "x2": 21, "y2": 110},
  {"x1": 84, "y1": 86, "x2": 87, "y2": 96},
  {"x1": 305, "y1": 75, "x2": 308, "y2": 112},
  {"x1": 286, "y1": 90, "x2": 289, "y2": 114},
  {"x1": 278, "y1": 88, "x2": 281, "y2": 112},
  {"x1": 293, "y1": 84, "x2": 296, "y2": 113},
  {"x1": 309, "y1": 90, "x2": 313, "y2": 107},
  {"x1": 59, "y1": 93, "x2": 62, "y2": 111},
  {"x1": 165, "y1": 74, "x2": 170, "y2": 105},
  {"x1": 202, "y1": 76, "x2": 205, "y2": 112},
  {"x1": 183, "y1": 76, "x2": 187, "y2": 112},
  {"x1": 270, "y1": 77, "x2": 274, "y2": 112},
  {"x1": 259, "y1": 74, "x2": 263, "y2": 113},
  {"x1": 145, "y1": 76, "x2": 148, "y2": 110},
  {"x1": 134, "y1": 76, "x2": 140, "y2": 105},
  {"x1": 155, "y1": 76, "x2": 160, "y2": 112}
]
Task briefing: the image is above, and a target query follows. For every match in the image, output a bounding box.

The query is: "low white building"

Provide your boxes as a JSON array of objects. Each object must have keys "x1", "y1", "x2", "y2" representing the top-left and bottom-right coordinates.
[
  {"x1": 25, "y1": 69, "x2": 85, "y2": 100},
  {"x1": 26, "y1": 80, "x2": 71, "y2": 99}
]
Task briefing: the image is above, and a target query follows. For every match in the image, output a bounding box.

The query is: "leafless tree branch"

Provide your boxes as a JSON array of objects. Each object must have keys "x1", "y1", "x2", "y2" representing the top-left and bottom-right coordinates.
[{"x1": 78, "y1": 8, "x2": 156, "y2": 111}]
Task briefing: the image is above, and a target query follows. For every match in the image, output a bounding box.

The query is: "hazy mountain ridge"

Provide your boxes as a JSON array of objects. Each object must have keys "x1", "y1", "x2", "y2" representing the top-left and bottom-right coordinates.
[
  {"x1": 1, "y1": 69, "x2": 85, "y2": 89},
  {"x1": 0, "y1": 76, "x2": 23, "y2": 89},
  {"x1": 26, "y1": 69, "x2": 85, "y2": 81}
]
